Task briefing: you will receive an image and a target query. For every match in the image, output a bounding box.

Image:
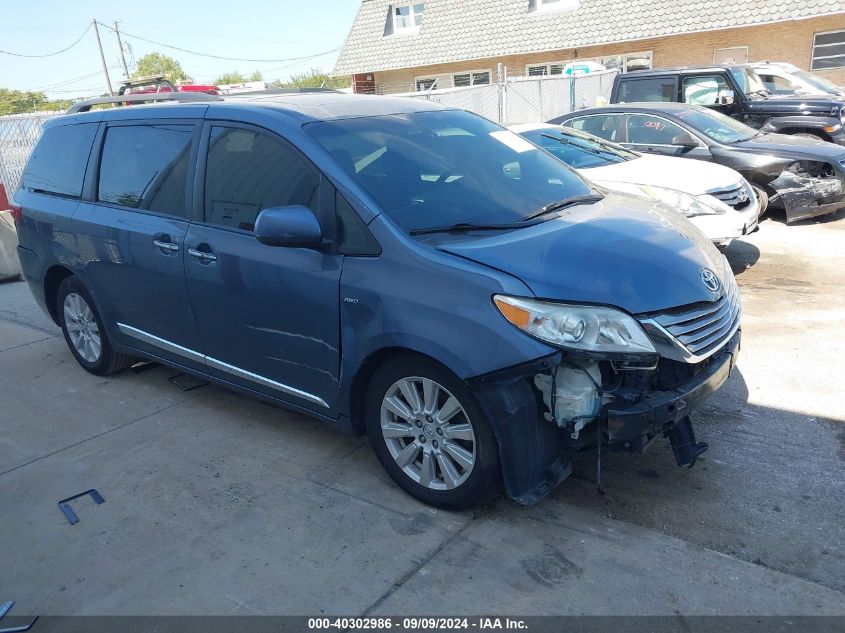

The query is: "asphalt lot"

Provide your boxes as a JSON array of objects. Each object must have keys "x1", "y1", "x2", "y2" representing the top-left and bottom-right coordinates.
[{"x1": 1, "y1": 210, "x2": 844, "y2": 616}]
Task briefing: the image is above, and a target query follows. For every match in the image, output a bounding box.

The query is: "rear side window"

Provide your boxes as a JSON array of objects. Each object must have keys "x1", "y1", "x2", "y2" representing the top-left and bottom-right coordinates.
[
  {"x1": 683, "y1": 75, "x2": 732, "y2": 106},
  {"x1": 97, "y1": 124, "x2": 194, "y2": 217},
  {"x1": 204, "y1": 126, "x2": 319, "y2": 232},
  {"x1": 22, "y1": 123, "x2": 97, "y2": 198},
  {"x1": 566, "y1": 115, "x2": 625, "y2": 142},
  {"x1": 618, "y1": 78, "x2": 676, "y2": 102}
]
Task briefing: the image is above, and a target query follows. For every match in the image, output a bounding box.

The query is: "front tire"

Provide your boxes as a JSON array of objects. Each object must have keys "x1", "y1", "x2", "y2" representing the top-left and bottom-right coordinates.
[
  {"x1": 365, "y1": 356, "x2": 500, "y2": 510},
  {"x1": 57, "y1": 276, "x2": 134, "y2": 375}
]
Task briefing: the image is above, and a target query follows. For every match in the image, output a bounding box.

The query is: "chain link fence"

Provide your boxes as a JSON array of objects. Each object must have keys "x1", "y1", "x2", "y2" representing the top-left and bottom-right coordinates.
[
  {"x1": 0, "y1": 112, "x2": 59, "y2": 199},
  {"x1": 399, "y1": 69, "x2": 618, "y2": 124}
]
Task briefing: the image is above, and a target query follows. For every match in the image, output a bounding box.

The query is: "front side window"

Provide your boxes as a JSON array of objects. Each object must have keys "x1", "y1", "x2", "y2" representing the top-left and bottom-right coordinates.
[
  {"x1": 97, "y1": 124, "x2": 193, "y2": 216},
  {"x1": 617, "y1": 78, "x2": 675, "y2": 102},
  {"x1": 565, "y1": 115, "x2": 625, "y2": 142},
  {"x1": 625, "y1": 115, "x2": 689, "y2": 146},
  {"x1": 683, "y1": 75, "x2": 733, "y2": 106},
  {"x1": 305, "y1": 110, "x2": 592, "y2": 234},
  {"x1": 22, "y1": 123, "x2": 97, "y2": 198},
  {"x1": 672, "y1": 107, "x2": 757, "y2": 144},
  {"x1": 520, "y1": 127, "x2": 637, "y2": 169},
  {"x1": 393, "y1": 2, "x2": 424, "y2": 31},
  {"x1": 811, "y1": 29, "x2": 845, "y2": 70},
  {"x1": 204, "y1": 127, "x2": 318, "y2": 232}
]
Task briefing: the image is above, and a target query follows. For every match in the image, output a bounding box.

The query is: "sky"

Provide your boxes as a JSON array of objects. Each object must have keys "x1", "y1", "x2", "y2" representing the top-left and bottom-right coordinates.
[{"x1": 0, "y1": 0, "x2": 361, "y2": 99}]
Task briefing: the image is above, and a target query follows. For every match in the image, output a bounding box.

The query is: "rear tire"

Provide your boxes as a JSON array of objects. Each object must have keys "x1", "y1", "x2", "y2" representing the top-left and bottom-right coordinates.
[
  {"x1": 365, "y1": 355, "x2": 500, "y2": 510},
  {"x1": 57, "y1": 276, "x2": 134, "y2": 376}
]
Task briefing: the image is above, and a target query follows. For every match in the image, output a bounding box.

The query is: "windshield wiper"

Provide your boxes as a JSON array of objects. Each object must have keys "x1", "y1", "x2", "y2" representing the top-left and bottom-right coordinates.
[
  {"x1": 409, "y1": 222, "x2": 528, "y2": 236},
  {"x1": 520, "y1": 192, "x2": 605, "y2": 222}
]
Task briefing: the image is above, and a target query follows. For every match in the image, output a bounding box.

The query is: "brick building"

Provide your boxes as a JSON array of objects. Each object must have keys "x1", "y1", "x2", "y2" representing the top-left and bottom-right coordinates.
[{"x1": 333, "y1": 0, "x2": 845, "y2": 94}]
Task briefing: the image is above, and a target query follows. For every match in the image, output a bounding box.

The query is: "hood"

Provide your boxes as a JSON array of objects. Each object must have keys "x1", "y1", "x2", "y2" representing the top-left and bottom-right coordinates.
[
  {"x1": 734, "y1": 132, "x2": 845, "y2": 162},
  {"x1": 438, "y1": 192, "x2": 729, "y2": 315},
  {"x1": 582, "y1": 153, "x2": 742, "y2": 195}
]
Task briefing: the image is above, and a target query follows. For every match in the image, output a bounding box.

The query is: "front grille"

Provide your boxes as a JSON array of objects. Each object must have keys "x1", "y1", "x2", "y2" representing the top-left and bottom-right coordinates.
[
  {"x1": 649, "y1": 279, "x2": 741, "y2": 360},
  {"x1": 708, "y1": 184, "x2": 753, "y2": 211}
]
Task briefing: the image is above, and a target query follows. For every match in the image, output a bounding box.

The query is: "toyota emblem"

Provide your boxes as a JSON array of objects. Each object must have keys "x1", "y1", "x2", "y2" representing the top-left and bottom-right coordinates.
[
  {"x1": 738, "y1": 189, "x2": 749, "y2": 204},
  {"x1": 700, "y1": 269, "x2": 721, "y2": 293}
]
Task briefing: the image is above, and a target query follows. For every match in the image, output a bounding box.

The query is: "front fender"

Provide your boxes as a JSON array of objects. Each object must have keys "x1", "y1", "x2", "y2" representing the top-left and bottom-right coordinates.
[{"x1": 760, "y1": 115, "x2": 841, "y2": 138}]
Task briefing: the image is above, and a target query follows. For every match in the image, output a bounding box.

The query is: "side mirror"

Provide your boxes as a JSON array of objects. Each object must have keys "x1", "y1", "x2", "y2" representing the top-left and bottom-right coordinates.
[
  {"x1": 672, "y1": 134, "x2": 699, "y2": 149},
  {"x1": 254, "y1": 205, "x2": 322, "y2": 248},
  {"x1": 718, "y1": 89, "x2": 735, "y2": 105}
]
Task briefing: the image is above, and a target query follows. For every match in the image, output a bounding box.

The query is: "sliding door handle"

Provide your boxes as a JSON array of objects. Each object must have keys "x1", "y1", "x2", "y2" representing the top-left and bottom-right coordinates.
[{"x1": 153, "y1": 239, "x2": 179, "y2": 253}]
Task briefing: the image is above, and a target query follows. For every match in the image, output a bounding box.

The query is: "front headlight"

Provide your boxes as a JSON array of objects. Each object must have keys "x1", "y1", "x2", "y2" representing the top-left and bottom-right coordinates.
[
  {"x1": 638, "y1": 185, "x2": 726, "y2": 217},
  {"x1": 493, "y1": 295, "x2": 657, "y2": 355}
]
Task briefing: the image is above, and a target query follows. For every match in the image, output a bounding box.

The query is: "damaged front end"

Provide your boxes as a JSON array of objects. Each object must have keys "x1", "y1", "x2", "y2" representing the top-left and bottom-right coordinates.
[
  {"x1": 769, "y1": 160, "x2": 845, "y2": 223},
  {"x1": 469, "y1": 284, "x2": 741, "y2": 505}
]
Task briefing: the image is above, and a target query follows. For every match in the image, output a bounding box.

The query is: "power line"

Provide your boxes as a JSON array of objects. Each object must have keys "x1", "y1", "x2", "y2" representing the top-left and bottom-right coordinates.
[
  {"x1": 96, "y1": 21, "x2": 340, "y2": 63},
  {"x1": 0, "y1": 23, "x2": 92, "y2": 57}
]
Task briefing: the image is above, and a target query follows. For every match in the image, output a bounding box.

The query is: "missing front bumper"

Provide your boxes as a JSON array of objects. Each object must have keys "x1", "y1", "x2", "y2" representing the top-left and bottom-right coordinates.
[{"x1": 467, "y1": 332, "x2": 740, "y2": 505}]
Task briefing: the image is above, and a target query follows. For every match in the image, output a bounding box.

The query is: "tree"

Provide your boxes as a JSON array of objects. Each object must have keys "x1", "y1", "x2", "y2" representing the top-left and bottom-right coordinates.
[
  {"x1": 0, "y1": 88, "x2": 47, "y2": 115},
  {"x1": 133, "y1": 53, "x2": 190, "y2": 82},
  {"x1": 274, "y1": 68, "x2": 350, "y2": 90},
  {"x1": 249, "y1": 70, "x2": 263, "y2": 82},
  {"x1": 213, "y1": 71, "x2": 248, "y2": 85}
]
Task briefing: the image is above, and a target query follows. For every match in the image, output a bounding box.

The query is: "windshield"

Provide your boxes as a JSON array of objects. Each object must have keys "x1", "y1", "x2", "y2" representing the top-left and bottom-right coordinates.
[
  {"x1": 793, "y1": 69, "x2": 843, "y2": 94},
  {"x1": 729, "y1": 67, "x2": 768, "y2": 97},
  {"x1": 305, "y1": 110, "x2": 593, "y2": 233},
  {"x1": 672, "y1": 107, "x2": 758, "y2": 143},
  {"x1": 518, "y1": 126, "x2": 638, "y2": 169}
]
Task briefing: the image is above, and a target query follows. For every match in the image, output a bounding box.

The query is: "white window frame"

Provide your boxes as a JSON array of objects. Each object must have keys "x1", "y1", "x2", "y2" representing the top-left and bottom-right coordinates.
[
  {"x1": 811, "y1": 29, "x2": 845, "y2": 70},
  {"x1": 392, "y1": 1, "x2": 424, "y2": 33},
  {"x1": 451, "y1": 69, "x2": 492, "y2": 88},
  {"x1": 525, "y1": 51, "x2": 652, "y2": 77}
]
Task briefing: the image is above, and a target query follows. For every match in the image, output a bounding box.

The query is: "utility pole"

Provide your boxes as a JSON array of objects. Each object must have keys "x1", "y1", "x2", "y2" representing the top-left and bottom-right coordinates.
[
  {"x1": 114, "y1": 21, "x2": 130, "y2": 79},
  {"x1": 92, "y1": 19, "x2": 114, "y2": 95}
]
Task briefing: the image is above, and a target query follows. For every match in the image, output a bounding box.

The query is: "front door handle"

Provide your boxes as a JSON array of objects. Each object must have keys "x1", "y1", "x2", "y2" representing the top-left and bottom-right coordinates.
[
  {"x1": 188, "y1": 247, "x2": 218, "y2": 263},
  {"x1": 153, "y1": 237, "x2": 179, "y2": 253}
]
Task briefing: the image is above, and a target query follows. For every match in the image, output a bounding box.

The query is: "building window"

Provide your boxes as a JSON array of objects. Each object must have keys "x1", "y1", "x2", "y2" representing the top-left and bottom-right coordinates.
[
  {"x1": 812, "y1": 29, "x2": 845, "y2": 70},
  {"x1": 452, "y1": 71, "x2": 491, "y2": 87},
  {"x1": 393, "y1": 2, "x2": 424, "y2": 32},
  {"x1": 415, "y1": 77, "x2": 437, "y2": 91}
]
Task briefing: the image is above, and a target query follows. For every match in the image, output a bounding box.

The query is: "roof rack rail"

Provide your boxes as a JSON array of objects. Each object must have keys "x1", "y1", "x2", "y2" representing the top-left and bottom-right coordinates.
[{"x1": 67, "y1": 91, "x2": 223, "y2": 114}]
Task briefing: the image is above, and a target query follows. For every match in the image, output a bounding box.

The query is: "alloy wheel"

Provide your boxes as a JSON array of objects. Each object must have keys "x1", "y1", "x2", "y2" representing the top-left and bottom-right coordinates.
[
  {"x1": 63, "y1": 292, "x2": 102, "y2": 363},
  {"x1": 380, "y1": 376, "x2": 476, "y2": 491}
]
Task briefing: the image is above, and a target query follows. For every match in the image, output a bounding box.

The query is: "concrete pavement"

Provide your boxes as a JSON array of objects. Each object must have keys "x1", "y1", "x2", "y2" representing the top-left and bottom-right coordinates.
[{"x1": 1, "y1": 212, "x2": 843, "y2": 616}]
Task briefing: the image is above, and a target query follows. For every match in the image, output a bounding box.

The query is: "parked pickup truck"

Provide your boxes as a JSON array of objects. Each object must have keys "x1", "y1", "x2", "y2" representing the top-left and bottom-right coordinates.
[{"x1": 610, "y1": 65, "x2": 845, "y2": 146}]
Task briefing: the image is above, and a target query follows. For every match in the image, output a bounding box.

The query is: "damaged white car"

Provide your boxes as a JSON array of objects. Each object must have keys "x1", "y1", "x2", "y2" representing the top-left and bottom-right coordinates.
[{"x1": 512, "y1": 123, "x2": 760, "y2": 247}]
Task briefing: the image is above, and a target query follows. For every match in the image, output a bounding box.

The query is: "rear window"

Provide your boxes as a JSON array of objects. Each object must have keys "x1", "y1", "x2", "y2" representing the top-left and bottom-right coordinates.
[
  {"x1": 22, "y1": 123, "x2": 97, "y2": 198},
  {"x1": 618, "y1": 77, "x2": 676, "y2": 102},
  {"x1": 97, "y1": 124, "x2": 194, "y2": 217}
]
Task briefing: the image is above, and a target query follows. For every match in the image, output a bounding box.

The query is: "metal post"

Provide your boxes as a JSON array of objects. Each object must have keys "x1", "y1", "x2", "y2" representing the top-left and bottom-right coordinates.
[
  {"x1": 497, "y1": 63, "x2": 505, "y2": 123},
  {"x1": 92, "y1": 20, "x2": 114, "y2": 96},
  {"x1": 114, "y1": 21, "x2": 130, "y2": 80}
]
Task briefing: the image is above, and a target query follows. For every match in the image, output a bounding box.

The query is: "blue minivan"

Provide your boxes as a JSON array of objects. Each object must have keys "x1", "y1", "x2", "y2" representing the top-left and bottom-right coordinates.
[{"x1": 13, "y1": 94, "x2": 741, "y2": 508}]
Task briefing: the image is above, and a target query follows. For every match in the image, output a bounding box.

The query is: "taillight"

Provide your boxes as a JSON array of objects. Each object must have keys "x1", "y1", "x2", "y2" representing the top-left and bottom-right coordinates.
[{"x1": 10, "y1": 202, "x2": 22, "y2": 224}]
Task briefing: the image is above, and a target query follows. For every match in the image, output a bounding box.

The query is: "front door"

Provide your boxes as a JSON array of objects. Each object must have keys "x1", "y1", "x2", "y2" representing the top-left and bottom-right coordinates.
[
  {"x1": 75, "y1": 120, "x2": 204, "y2": 366},
  {"x1": 623, "y1": 114, "x2": 712, "y2": 160},
  {"x1": 184, "y1": 122, "x2": 341, "y2": 413}
]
